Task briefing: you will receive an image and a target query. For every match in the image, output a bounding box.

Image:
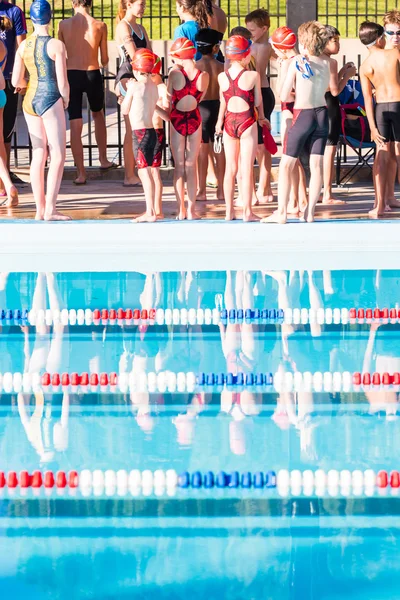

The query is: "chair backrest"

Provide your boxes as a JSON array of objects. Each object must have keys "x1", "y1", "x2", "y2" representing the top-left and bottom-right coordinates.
[{"x1": 340, "y1": 103, "x2": 372, "y2": 148}]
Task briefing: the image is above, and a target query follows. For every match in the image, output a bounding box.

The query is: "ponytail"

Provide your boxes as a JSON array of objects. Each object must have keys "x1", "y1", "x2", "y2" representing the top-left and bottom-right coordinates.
[
  {"x1": 0, "y1": 16, "x2": 13, "y2": 32},
  {"x1": 117, "y1": 0, "x2": 127, "y2": 23},
  {"x1": 205, "y1": 0, "x2": 213, "y2": 16},
  {"x1": 177, "y1": 0, "x2": 209, "y2": 29}
]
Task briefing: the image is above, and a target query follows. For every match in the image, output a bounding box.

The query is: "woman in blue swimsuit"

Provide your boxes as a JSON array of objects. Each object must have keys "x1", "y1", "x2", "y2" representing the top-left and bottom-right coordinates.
[{"x1": 12, "y1": 0, "x2": 70, "y2": 220}]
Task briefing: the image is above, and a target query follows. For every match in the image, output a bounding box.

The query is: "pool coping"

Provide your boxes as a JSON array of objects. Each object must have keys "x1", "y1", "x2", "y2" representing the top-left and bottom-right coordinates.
[{"x1": 0, "y1": 219, "x2": 399, "y2": 272}]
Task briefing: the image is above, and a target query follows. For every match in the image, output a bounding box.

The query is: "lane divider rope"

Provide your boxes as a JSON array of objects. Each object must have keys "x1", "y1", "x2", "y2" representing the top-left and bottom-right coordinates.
[
  {"x1": 1, "y1": 307, "x2": 400, "y2": 326},
  {"x1": 2, "y1": 371, "x2": 400, "y2": 393}
]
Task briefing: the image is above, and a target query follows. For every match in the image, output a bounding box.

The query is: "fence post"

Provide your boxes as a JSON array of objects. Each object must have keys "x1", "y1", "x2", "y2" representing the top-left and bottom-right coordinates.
[{"x1": 286, "y1": 0, "x2": 317, "y2": 33}]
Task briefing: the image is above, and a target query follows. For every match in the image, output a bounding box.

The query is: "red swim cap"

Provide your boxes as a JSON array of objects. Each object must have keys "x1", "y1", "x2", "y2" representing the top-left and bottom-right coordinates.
[
  {"x1": 225, "y1": 35, "x2": 252, "y2": 61},
  {"x1": 131, "y1": 48, "x2": 156, "y2": 73},
  {"x1": 169, "y1": 37, "x2": 197, "y2": 60},
  {"x1": 270, "y1": 27, "x2": 297, "y2": 49},
  {"x1": 152, "y1": 54, "x2": 162, "y2": 75}
]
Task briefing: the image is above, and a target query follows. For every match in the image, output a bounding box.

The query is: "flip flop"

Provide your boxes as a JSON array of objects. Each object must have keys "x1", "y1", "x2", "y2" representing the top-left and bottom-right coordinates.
[
  {"x1": 206, "y1": 181, "x2": 218, "y2": 189},
  {"x1": 100, "y1": 163, "x2": 118, "y2": 172},
  {"x1": 123, "y1": 182, "x2": 141, "y2": 187}
]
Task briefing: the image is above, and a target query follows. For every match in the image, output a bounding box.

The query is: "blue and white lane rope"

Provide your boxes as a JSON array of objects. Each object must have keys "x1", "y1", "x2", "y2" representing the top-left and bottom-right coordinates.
[
  {"x1": 2, "y1": 307, "x2": 400, "y2": 326},
  {"x1": 2, "y1": 370, "x2": 400, "y2": 393},
  {"x1": 0, "y1": 469, "x2": 396, "y2": 497}
]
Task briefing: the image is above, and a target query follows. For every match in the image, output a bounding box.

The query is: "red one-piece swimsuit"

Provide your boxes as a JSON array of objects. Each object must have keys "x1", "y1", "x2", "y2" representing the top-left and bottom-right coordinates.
[
  {"x1": 170, "y1": 68, "x2": 203, "y2": 136},
  {"x1": 223, "y1": 69, "x2": 256, "y2": 139}
]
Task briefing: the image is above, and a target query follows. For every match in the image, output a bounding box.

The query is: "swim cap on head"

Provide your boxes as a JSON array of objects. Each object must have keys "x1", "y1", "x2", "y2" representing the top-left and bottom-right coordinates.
[
  {"x1": 270, "y1": 26, "x2": 297, "y2": 49},
  {"x1": 169, "y1": 37, "x2": 196, "y2": 60},
  {"x1": 131, "y1": 48, "x2": 156, "y2": 73},
  {"x1": 152, "y1": 54, "x2": 162, "y2": 75},
  {"x1": 30, "y1": 0, "x2": 52, "y2": 25},
  {"x1": 225, "y1": 35, "x2": 252, "y2": 60}
]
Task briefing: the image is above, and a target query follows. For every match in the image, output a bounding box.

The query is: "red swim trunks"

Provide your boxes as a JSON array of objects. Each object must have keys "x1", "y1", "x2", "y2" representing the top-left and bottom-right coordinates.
[{"x1": 132, "y1": 128, "x2": 165, "y2": 169}]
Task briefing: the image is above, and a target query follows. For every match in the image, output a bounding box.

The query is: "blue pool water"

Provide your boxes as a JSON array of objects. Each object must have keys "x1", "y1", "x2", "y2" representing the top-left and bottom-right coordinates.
[{"x1": 1, "y1": 269, "x2": 400, "y2": 598}]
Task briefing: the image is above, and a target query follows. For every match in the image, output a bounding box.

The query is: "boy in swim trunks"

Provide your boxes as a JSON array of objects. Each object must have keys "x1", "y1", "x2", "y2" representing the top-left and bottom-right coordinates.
[
  {"x1": 245, "y1": 9, "x2": 275, "y2": 203},
  {"x1": 262, "y1": 21, "x2": 340, "y2": 224},
  {"x1": 58, "y1": 0, "x2": 114, "y2": 185},
  {"x1": 359, "y1": 21, "x2": 400, "y2": 218},
  {"x1": 121, "y1": 49, "x2": 168, "y2": 222},
  {"x1": 321, "y1": 25, "x2": 357, "y2": 204},
  {"x1": 195, "y1": 27, "x2": 225, "y2": 201},
  {"x1": 150, "y1": 55, "x2": 168, "y2": 219}
]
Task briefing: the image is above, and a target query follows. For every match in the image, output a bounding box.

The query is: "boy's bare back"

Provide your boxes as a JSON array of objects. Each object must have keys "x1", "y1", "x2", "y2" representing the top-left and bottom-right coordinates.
[
  {"x1": 361, "y1": 47, "x2": 400, "y2": 102},
  {"x1": 128, "y1": 79, "x2": 160, "y2": 130},
  {"x1": 59, "y1": 12, "x2": 107, "y2": 70},
  {"x1": 196, "y1": 56, "x2": 224, "y2": 100},
  {"x1": 251, "y1": 41, "x2": 273, "y2": 87}
]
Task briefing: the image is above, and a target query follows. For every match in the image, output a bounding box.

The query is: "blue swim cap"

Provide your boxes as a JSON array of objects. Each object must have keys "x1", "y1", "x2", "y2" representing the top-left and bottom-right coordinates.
[{"x1": 30, "y1": 0, "x2": 52, "y2": 25}]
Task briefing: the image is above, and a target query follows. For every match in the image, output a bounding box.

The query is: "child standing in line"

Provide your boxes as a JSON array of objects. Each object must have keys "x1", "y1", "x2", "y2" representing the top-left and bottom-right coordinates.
[
  {"x1": 215, "y1": 35, "x2": 269, "y2": 221},
  {"x1": 150, "y1": 55, "x2": 169, "y2": 219},
  {"x1": 121, "y1": 48, "x2": 168, "y2": 222},
  {"x1": 168, "y1": 37, "x2": 209, "y2": 220},
  {"x1": 245, "y1": 9, "x2": 275, "y2": 203}
]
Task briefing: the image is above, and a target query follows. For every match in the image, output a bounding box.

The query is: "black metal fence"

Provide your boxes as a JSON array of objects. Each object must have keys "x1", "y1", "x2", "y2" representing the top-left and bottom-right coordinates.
[{"x1": 317, "y1": 0, "x2": 393, "y2": 37}]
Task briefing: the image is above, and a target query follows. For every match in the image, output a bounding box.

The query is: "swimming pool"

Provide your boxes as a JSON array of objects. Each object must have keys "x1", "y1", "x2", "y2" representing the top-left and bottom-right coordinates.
[{"x1": 1, "y1": 269, "x2": 400, "y2": 598}]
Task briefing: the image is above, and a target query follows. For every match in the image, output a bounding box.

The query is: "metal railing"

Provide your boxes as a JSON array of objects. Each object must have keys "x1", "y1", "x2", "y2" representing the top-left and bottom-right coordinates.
[{"x1": 317, "y1": 0, "x2": 391, "y2": 37}]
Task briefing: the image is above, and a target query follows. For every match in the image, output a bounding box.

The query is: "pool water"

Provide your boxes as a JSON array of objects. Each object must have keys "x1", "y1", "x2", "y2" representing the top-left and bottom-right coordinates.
[{"x1": 1, "y1": 269, "x2": 400, "y2": 598}]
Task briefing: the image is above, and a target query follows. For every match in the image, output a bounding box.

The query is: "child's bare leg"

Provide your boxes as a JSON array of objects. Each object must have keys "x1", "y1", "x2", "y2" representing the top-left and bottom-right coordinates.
[
  {"x1": 24, "y1": 111, "x2": 48, "y2": 220},
  {"x1": 123, "y1": 115, "x2": 140, "y2": 186},
  {"x1": 223, "y1": 131, "x2": 239, "y2": 220},
  {"x1": 185, "y1": 127, "x2": 202, "y2": 220},
  {"x1": 133, "y1": 167, "x2": 156, "y2": 222},
  {"x1": 239, "y1": 123, "x2": 258, "y2": 222},
  {"x1": 197, "y1": 142, "x2": 209, "y2": 200},
  {"x1": 212, "y1": 145, "x2": 225, "y2": 201},
  {"x1": 384, "y1": 148, "x2": 398, "y2": 209},
  {"x1": 390, "y1": 141, "x2": 400, "y2": 208},
  {"x1": 207, "y1": 151, "x2": 218, "y2": 186},
  {"x1": 262, "y1": 155, "x2": 297, "y2": 224},
  {"x1": 287, "y1": 164, "x2": 300, "y2": 214},
  {"x1": 298, "y1": 161, "x2": 308, "y2": 212},
  {"x1": 42, "y1": 99, "x2": 70, "y2": 221},
  {"x1": 0, "y1": 109, "x2": 17, "y2": 206},
  {"x1": 151, "y1": 167, "x2": 163, "y2": 219},
  {"x1": 322, "y1": 144, "x2": 344, "y2": 204},
  {"x1": 304, "y1": 154, "x2": 323, "y2": 223},
  {"x1": 170, "y1": 127, "x2": 187, "y2": 220},
  {"x1": 256, "y1": 144, "x2": 273, "y2": 202},
  {"x1": 370, "y1": 144, "x2": 390, "y2": 218}
]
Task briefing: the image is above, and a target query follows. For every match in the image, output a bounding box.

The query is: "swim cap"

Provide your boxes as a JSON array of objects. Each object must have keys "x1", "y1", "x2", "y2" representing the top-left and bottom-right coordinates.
[
  {"x1": 169, "y1": 37, "x2": 196, "y2": 60},
  {"x1": 30, "y1": 0, "x2": 52, "y2": 25},
  {"x1": 131, "y1": 48, "x2": 156, "y2": 74},
  {"x1": 152, "y1": 54, "x2": 162, "y2": 75},
  {"x1": 270, "y1": 27, "x2": 297, "y2": 50},
  {"x1": 225, "y1": 35, "x2": 252, "y2": 61}
]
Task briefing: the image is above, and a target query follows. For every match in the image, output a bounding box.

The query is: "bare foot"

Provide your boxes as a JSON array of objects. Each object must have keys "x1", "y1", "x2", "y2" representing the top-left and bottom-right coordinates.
[
  {"x1": 5, "y1": 186, "x2": 18, "y2": 207},
  {"x1": 217, "y1": 193, "x2": 225, "y2": 201},
  {"x1": 287, "y1": 204, "x2": 300, "y2": 216},
  {"x1": 243, "y1": 210, "x2": 259, "y2": 222},
  {"x1": 387, "y1": 198, "x2": 400, "y2": 208},
  {"x1": 369, "y1": 207, "x2": 383, "y2": 219},
  {"x1": 100, "y1": 160, "x2": 116, "y2": 170},
  {"x1": 257, "y1": 189, "x2": 274, "y2": 203},
  {"x1": 156, "y1": 213, "x2": 164, "y2": 220},
  {"x1": 44, "y1": 212, "x2": 71, "y2": 221},
  {"x1": 177, "y1": 209, "x2": 187, "y2": 220},
  {"x1": 187, "y1": 209, "x2": 201, "y2": 220},
  {"x1": 124, "y1": 176, "x2": 141, "y2": 186},
  {"x1": 225, "y1": 209, "x2": 235, "y2": 221},
  {"x1": 196, "y1": 194, "x2": 207, "y2": 201},
  {"x1": 261, "y1": 212, "x2": 287, "y2": 224},
  {"x1": 321, "y1": 196, "x2": 346, "y2": 205},
  {"x1": 385, "y1": 204, "x2": 393, "y2": 213},
  {"x1": 132, "y1": 212, "x2": 157, "y2": 223},
  {"x1": 74, "y1": 174, "x2": 87, "y2": 185},
  {"x1": 35, "y1": 211, "x2": 44, "y2": 221}
]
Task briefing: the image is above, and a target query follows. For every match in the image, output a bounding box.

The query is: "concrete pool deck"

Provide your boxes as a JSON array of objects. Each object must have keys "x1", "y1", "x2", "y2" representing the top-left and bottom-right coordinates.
[{"x1": 1, "y1": 174, "x2": 399, "y2": 272}]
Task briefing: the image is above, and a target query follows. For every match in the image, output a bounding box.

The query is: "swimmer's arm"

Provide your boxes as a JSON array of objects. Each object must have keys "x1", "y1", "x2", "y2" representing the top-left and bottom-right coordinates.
[
  {"x1": 118, "y1": 21, "x2": 137, "y2": 61},
  {"x1": 120, "y1": 84, "x2": 134, "y2": 115},
  {"x1": 215, "y1": 73, "x2": 226, "y2": 134},
  {"x1": 253, "y1": 72, "x2": 266, "y2": 119},
  {"x1": 360, "y1": 66, "x2": 385, "y2": 146},
  {"x1": 155, "y1": 105, "x2": 170, "y2": 122},
  {"x1": 198, "y1": 71, "x2": 209, "y2": 102},
  {"x1": 11, "y1": 43, "x2": 27, "y2": 91},
  {"x1": 54, "y1": 40, "x2": 70, "y2": 109},
  {"x1": 280, "y1": 58, "x2": 296, "y2": 102},
  {"x1": 333, "y1": 58, "x2": 357, "y2": 94},
  {"x1": 328, "y1": 57, "x2": 340, "y2": 97},
  {"x1": 99, "y1": 22, "x2": 109, "y2": 68}
]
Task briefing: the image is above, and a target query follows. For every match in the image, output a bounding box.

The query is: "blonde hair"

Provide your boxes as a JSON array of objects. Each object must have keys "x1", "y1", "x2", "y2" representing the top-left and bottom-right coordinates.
[
  {"x1": 298, "y1": 21, "x2": 328, "y2": 57},
  {"x1": 0, "y1": 16, "x2": 13, "y2": 32},
  {"x1": 383, "y1": 9, "x2": 400, "y2": 26}
]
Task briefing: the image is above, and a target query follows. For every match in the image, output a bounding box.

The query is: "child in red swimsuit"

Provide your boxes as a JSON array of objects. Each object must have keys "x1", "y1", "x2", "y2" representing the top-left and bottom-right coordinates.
[
  {"x1": 168, "y1": 37, "x2": 209, "y2": 220},
  {"x1": 215, "y1": 35, "x2": 270, "y2": 221}
]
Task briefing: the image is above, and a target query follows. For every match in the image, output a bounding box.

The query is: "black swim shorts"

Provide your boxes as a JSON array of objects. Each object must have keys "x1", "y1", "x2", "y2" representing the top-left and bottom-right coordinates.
[
  {"x1": 284, "y1": 106, "x2": 328, "y2": 158},
  {"x1": 375, "y1": 101, "x2": 400, "y2": 142},
  {"x1": 67, "y1": 69, "x2": 104, "y2": 121}
]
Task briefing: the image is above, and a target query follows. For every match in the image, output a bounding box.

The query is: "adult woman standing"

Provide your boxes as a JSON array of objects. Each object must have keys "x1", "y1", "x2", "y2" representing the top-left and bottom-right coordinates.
[
  {"x1": 12, "y1": 0, "x2": 69, "y2": 220},
  {"x1": 0, "y1": 16, "x2": 18, "y2": 207},
  {"x1": 115, "y1": 0, "x2": 151, "y2": 187}
]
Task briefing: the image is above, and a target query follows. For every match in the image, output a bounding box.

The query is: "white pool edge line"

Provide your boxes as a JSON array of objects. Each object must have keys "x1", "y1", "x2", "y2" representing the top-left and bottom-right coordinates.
[{"x1": 1, "y1": 220, "x2": 399, "y2": 272}]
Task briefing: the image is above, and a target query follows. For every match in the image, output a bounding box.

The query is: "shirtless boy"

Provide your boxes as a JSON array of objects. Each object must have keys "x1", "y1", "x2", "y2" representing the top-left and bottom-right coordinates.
[
  {"x1": 262, "y1": 21, "x2": 340, "y2": 224},
  {"x1": 359, "y1": 20, "x2": 400, "y2": 218},
  {"x1": 245, "y1": 9, "x2": 275, "y2": 202},
  {"x1": 121, "y1": 49, "x2": 168, "y2": 222},
  {"x1": 195, "y1": 27, "x2": 225, "y2": 201},
  {"x1": 149, "y1": 56, "x2": 168, "y2": 218},
  {"x1": 59, "y1": 0, "x2": 114, "y2": 184}
]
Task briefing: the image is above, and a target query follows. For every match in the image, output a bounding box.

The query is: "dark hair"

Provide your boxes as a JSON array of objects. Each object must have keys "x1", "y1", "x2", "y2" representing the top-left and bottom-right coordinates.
[
  {"x1": 245, "y1": 8, "x2": 270, "y2": 28},
  {"x1": 195, "y1": 27, "x2": 221, "y2": 54},
  {"x1": 0, "y1": 15, "x2": 12, "y2": 32},
  {"x1": 324, "y1": 24, "x2": 340, "y2": 38},
  {"x1": 359, "y1": 20, "x2": 384, "y2": 46},
  {"x1": 229, "y1": 25, "x2": 251, "y2": 39},
  {"x1": 205, "y1": 0, "x2": 213, "y2": 16},
  {"x1": 176, "y1": 0, "x2": 209, "y2": 29},
  {"x1": 72, "y1": 0, "x2": 92, "y2": 6}
]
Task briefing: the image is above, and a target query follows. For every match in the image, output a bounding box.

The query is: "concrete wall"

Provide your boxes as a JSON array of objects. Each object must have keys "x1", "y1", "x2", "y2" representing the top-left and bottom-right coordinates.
[{"x1": 104, "y1": 38, "x2": 369, "y2": 107}]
